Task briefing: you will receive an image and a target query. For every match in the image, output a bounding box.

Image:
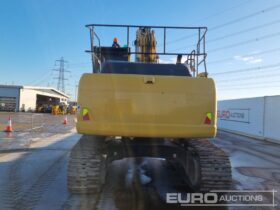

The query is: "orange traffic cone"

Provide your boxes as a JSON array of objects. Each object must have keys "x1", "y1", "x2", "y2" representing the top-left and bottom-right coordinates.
[
  {"x1": 5, "y1": 116, "x2": 13, "y2": 132},
  {"x1": 63, "y1": 115, "x2": 68, "y2": 125}
]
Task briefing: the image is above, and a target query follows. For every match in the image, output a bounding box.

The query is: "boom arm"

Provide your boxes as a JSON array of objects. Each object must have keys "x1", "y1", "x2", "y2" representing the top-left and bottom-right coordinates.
[{"x1": 135, "y1": 27, "x2": 158, "y2": 63}]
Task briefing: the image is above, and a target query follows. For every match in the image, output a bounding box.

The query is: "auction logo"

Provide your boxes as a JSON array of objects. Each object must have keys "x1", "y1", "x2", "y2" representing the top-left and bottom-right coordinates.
[
  {"x1": 166, "y1": 190, "x2": 277, "y2": 207},
  {"x1": 217, "y1": 108, "x2": 250, "y2": 123}
]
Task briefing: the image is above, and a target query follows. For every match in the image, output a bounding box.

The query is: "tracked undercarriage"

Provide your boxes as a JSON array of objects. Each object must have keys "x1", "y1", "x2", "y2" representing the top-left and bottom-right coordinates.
[
  {"x1": 67, "y1": 135, "x2": 231, "y2": 193},
  {"x1": 67, "y1": 135, "x2": 106, "y2": 193}
]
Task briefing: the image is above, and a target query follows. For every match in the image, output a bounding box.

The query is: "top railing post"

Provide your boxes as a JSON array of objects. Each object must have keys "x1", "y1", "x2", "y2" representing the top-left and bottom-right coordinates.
[
  {"x1": 89, "y1": 26, "x2": 95, "y2": 73},
  {"x1": 163, "y1": 27, "x2": 166, "y2": 54},
  {"x1": 127, "y1": 26, "x2": 130, "y2": 48},
  {"x1": 196, "y1": 29, "x2": 201, "y2": 76}
]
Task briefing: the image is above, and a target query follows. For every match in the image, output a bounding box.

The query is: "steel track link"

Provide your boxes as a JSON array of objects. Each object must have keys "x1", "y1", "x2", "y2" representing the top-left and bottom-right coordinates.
[
  {"x1": 67, "y1": 135, "x2": 105, "y2": 194},
  {"x1": 187, "y1": 139, "x2": 232, "y2": 191}
]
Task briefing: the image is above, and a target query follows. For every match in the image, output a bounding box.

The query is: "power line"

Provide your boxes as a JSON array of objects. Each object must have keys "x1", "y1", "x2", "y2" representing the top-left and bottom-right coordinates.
[
  {"x1": 165, "y1": 0, "x2": 253, "y2": 46},
  {"x1": 31, "y1": 71, "x2": 53, "y2": 86},
  {"x1": 165, "y1": 34, "x2": 195, "y2": 47},
  {"x1": 210, "y1": 3, "x2": 280, "y2": 31},
  {"x1": 29, "y1": 70, "x2": 52, "y2": 86},
  {"x1": 171, "y1": 20, "x2": 280, "y2": 51},
  {"x1": 217, "y1": 80, "x2": 280, "y2": 88},
  {"x1": 208, "y1": 47, "x2": 280, "y2": 65},
  {"x1": 166, "y1": 3, "x2": 280, "y2": 46},
  {"x1": 193, "y1": 0, "x2": 253, "y2": 23},
  {"x1": 211, "y1": 62, "x2": 280, "y2": 76},
  {"x1": 218, "y1": 84, "x2": 280, "y2": 91},
  {"x1": 216, "y1": 71, "x2": 280, "y2": 83},
  {"x1": 53, "y1": 57, "x2": 70, "y2": 93},
  {"x1": 209, "y1": 31, "x2": 280, "y2": 53},
  {"x1": 69, "y1": 61, "x2": 92, "y2": 67},
  {"x1": 209, "y1": 19, "x2": 280, "y2": 44}
]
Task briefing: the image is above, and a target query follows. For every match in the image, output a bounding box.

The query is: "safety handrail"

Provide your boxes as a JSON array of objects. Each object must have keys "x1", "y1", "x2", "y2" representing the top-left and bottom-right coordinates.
[{"x1": 86, "y1": 24, "x2": 208, "y2": 76}]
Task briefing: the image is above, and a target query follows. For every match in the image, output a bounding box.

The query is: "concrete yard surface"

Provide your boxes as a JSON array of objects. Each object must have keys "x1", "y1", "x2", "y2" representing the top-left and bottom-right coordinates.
[
  {"x1": 0, "y1": 128, "x2": 279, "y2": 210},
  {"x1": 0, "y1": 112, "x2": 76, "y2": 151},
  {"x1": 0, "y1": 112, "x2": 76, "y2": 132}
]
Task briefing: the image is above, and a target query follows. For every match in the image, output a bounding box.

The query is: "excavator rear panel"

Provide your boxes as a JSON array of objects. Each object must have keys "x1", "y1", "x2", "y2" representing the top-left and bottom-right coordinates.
[{"x1": 77, "y1": 72, "x2": 216, "y2": 138}]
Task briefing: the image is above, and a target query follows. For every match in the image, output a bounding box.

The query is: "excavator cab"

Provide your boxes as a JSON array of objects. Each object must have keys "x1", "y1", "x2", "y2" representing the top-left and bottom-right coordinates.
[{"x1": 92, "y1": 46, "x2": 130, "y2": 72}]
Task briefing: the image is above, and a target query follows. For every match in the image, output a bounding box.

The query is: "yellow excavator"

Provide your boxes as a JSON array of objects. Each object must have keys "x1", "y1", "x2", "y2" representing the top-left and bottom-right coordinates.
[{"x1": 67, "y1": 24, "x2": 231, "y2": 194}]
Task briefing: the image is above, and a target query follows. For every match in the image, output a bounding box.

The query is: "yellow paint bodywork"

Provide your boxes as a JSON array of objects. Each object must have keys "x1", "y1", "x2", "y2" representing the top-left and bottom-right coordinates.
[{"x1": 76, "y1": 73, "x2": 217, "y2": 138}]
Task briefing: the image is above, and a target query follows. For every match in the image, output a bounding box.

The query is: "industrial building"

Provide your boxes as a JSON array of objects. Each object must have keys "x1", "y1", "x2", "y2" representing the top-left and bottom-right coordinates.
[{"x1": 0, "y1": 85, "x2": 69, "y2": 112}]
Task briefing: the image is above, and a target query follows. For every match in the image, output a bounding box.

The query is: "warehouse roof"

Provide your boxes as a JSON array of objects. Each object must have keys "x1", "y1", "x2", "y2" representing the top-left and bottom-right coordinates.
[{"x1": 0, "y1": 85, "x2": 69, "y2": 98}]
